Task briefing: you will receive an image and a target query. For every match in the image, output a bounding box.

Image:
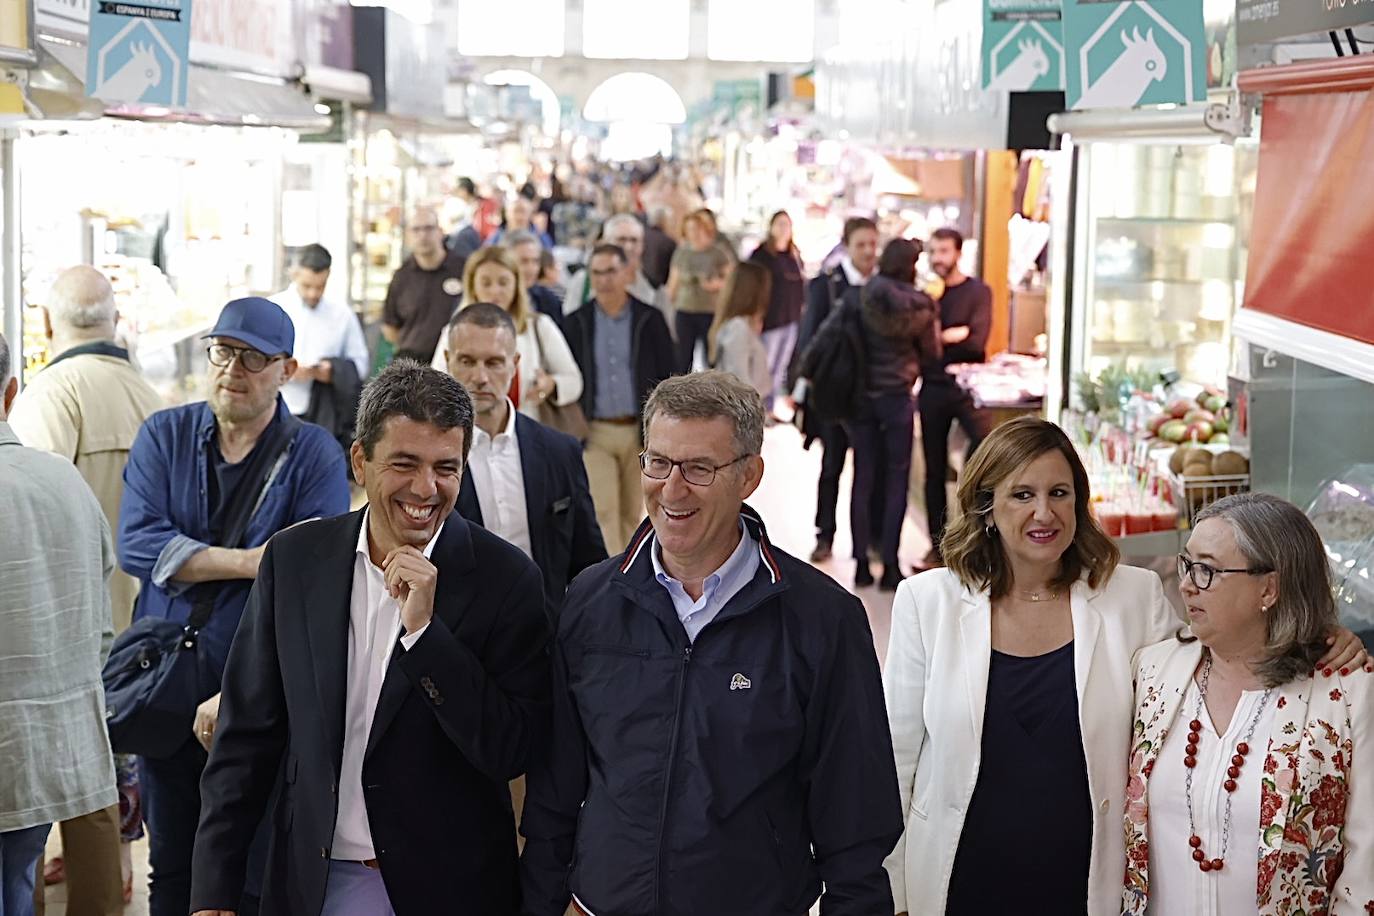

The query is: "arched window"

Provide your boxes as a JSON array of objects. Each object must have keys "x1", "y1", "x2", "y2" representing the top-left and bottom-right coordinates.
[
  {"x1": 483, "y1": 69, "x2": 562, "y2": 136},
  {"x1": 583, "y1": 72, "x2": 687, "y2": 162}
]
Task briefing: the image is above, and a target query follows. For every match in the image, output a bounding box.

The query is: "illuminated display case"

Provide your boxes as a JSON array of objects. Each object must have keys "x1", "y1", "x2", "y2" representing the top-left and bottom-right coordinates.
[{"x1": 1068, "y1": 139, "x2": 1258, "y2": 391}]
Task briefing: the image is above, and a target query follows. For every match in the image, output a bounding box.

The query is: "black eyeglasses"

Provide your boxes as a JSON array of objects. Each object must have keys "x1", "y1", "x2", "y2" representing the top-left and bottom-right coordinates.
[
  {"x1": 1176, "y1": 554, "x2": 1272, "y2": 591},
  {"x1": 206, "y1": 344, "x2": 282, "y2": 374},
  {"x1": 640, "y1": 452, "x2": 750, "y2": 487}
]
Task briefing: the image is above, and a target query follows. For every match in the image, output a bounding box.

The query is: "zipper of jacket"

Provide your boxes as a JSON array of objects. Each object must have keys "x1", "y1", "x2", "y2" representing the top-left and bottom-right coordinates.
[{"x1": 652, "y1": 643, "x2": 692, "y2": 910}]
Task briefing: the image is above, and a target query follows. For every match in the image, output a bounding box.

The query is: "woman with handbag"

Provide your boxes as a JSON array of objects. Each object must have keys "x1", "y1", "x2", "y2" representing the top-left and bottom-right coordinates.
[{"x1": 430, "y1": 246, "x2": 584, "y2": 424}]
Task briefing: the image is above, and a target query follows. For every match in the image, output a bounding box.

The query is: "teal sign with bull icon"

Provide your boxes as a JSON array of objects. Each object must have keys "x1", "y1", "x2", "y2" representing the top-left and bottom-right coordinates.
[
  {"x1": 982, "y1": 0, "x2": 1065, "y2": 92},
  {"x1": 1063, "y1": 0, "x2": 1206, "y2": 110}
]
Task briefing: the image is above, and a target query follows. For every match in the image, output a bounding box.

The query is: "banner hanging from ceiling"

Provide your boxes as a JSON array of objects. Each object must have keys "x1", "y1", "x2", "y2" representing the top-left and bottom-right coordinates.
[
  {"x1": 982, "y1": 0, "x2": 1065, "y2": 91},
  {"x1": 1063, "y1": 0, "x2": 1206, "y2": 109}
]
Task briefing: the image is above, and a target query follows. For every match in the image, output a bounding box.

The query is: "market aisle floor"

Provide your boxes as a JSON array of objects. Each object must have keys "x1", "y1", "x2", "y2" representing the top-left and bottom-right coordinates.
[{"x1": 44, "y1": 421, "x2": 927, "y2": 913}]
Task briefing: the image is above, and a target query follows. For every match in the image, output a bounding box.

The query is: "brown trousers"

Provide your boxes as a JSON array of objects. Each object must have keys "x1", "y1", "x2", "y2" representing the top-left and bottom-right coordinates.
[{"x1": 34, "y1": 804, "x2": 123, "y2": 916}]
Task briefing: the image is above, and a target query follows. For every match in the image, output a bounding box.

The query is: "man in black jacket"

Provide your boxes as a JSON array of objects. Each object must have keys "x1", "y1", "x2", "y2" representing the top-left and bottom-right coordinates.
[
  {"x1": 795, "y1": 216, "x2": 881, "y2": 563},
  {"x1": 189, "y1": 362, "x2": 551, "y2": 916},
  {"x1": 520, "y1": 371, "x2": 902, "y2": 916},
  {"x1": 562, "y1": 243, "x2": 676, "y2": 553},
  {"x1": 446, "y1": 303, "x2": 607, "y2": 614},
  {"x1": 919, "y1": 228, "x2": 993, "y2": 566}
]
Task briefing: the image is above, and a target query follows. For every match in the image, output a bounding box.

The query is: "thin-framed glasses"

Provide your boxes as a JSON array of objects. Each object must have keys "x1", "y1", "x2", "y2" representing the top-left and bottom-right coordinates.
[
  {"x1": 640, "y1": 452, "x2": 750, "y2": 487},
  {"x1": 206, "y1": 344, "x2": 281, "y2": 374},
  {"x1": 1176, "y1": 554, "x2": 1271, "y2": 591}
]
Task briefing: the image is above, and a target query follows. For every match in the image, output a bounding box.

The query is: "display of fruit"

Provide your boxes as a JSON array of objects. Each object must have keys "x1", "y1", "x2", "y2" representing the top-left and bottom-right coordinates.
[
  {"x1": 1167, "y1": 399, "x2": 1194, "y2": 419},
  {"x1": 1186, "y1": 420, "x2": 1214, "y2": 442},
  {"x1": 1183, "y1": 409, "x2": 1215, "y2": 425},
  {"x1": 1209, "y1": 432, "x2": 1230, "y2": 445},
  {"x1": 1182, "y1": 452, "x2": 1214, "y2": 477},
  {"x1": 1159, "y1": 419, "x2": 1188, "y2": 443},
  {"x1": 1213, "y1": 450, "x2": 1250, "y2": 476},
  {"x1": 1169, "y1": 446, "x2": 1199, "y2": 475},
  {"x1": 1147, "y1": 414, "x2": 1172, "y2": 436}
]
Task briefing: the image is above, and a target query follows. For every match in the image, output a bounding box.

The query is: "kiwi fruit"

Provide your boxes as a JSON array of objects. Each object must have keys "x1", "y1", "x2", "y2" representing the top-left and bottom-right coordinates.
[
  {"x1": 1170, "y1": 446, "x2": 1197, "y2": 475},
  {"x1": 1183, "y1": 453, "x2": 1215, "y2": 477},
  {"x1": 1213, "y1": 451, "x2": 1250, "y2": 477}
]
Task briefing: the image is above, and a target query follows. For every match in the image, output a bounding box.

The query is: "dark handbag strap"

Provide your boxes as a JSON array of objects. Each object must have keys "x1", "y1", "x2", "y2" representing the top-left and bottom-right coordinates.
[{"x1": 187, "y1": 414, "x2": 304, "y2": 631}]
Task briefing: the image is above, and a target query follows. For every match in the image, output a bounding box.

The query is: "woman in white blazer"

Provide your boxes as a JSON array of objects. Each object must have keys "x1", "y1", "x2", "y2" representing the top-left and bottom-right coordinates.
[
  {"x1": 428, "y1": 246, "x2": 583, "y2": 420},
  {"x1": 883, "y1": 417, "x2": 1366, "y2": 915}
]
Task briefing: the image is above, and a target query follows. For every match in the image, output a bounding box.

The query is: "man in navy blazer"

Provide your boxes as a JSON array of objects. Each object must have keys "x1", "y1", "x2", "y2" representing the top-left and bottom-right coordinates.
[
  {"x1": 189, "y1": 362, "x2": 551, "y2": 916},
  {"x1": 444, "y1": 303, "x2": 607, "y2": 615}
]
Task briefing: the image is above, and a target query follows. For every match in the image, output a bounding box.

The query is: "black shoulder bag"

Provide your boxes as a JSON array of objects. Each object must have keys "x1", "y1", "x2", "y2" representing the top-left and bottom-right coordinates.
[{"x1": 102, "y1": 415, "x2": 303, "y2": 758}]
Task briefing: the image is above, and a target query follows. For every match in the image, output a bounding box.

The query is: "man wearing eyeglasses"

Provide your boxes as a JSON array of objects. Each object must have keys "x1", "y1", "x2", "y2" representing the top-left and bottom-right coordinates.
[
  {"x1": 381, "y1": 207, "x2": 467, "y2": 364},
  {"x1": 561, "y1": 243, "x2": 676, "y2": 553},
  {"x1": 117, "y1": 297, "x2": 351, "y2": 916},
  {"x1": 562, "y1": 215, "x2": 663, "y2": 319},
  {"x1": 520, "y1": 370, "x2": 903, "y2": 916}
]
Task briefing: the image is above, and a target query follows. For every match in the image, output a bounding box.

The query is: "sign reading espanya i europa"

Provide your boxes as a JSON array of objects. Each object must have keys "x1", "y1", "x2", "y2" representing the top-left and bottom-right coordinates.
[
  {"x1": 982, "y1": 0, "x2": 1066, "y2": 92},
  {"x1": 85, "y1": 0, "x2": 192, "y2": 107},
  {"x1": 1063, "y1": 0, "x2": 1207, "y2": 110}
]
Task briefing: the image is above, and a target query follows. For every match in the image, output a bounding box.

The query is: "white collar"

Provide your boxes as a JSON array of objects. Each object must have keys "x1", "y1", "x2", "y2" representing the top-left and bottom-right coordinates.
[
  {"x1": 840, "y1": 255, "x2": 872, "y2": 287},
  {"x1": 355, "y1": 508, "x2": 446, "y2": 568},
  {"x1": 473, "y1": 399, "x2": 518, "y2": 447}
]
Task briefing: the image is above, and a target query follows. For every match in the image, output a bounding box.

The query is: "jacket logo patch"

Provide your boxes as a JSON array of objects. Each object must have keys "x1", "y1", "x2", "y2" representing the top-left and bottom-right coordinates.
[{"x1": 730, "y1": 673, "x2": 752, "y2": 691}]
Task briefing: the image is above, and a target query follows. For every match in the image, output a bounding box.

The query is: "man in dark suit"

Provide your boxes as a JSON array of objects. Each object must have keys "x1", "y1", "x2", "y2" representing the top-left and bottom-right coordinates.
[
  {"x1": 443, "y1": 303, "x2": 606, "y2": 614},
  {"x1": 189, "y1": 362, "x2": 551, "y2": 916}
]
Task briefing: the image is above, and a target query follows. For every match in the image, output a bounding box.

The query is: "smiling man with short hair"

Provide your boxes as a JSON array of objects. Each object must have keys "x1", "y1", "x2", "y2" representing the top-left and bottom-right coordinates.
[
  {"x1": 190, "y1": 361, "x2": 551, "y2": 916},
  {"x1": 520, "y1": 370, "x2": 904, "y2": 916}
]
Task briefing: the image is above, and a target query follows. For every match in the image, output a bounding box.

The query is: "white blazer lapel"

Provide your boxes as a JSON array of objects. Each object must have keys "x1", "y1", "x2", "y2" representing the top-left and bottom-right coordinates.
[
  {"x1": 1070, "y1": 581, "x2": 1102, "y2": 709},
  {"x1": 957, "y1": 590, "x2": 992, "y2": 739}
]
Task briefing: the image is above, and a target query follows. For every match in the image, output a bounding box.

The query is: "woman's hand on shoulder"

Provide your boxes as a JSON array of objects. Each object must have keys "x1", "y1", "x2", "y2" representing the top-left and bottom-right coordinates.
[{"x1": 1317, "y1": 626, "x2": 1371, "y2": 677}]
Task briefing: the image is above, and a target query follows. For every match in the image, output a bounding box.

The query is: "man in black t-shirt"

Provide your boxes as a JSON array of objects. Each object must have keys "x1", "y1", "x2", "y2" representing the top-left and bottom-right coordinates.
[
  {"x1": 382, "y1": 207, "x2": 466, "y2": 363},
  {"x1": 920, "y1": 228, "x2": 993, "y2": 566}
]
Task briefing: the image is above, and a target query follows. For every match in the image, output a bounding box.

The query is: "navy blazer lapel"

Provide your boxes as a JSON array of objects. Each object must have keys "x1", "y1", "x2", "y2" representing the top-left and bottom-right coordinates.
[
  {"x1": 365, "y1": 511, "x2": 479, "y2": 760},
  {"x1": 303, "y1": 509, "x2": 364, "y2": 779},
  {"x1": 515, "y1": 414, "x2": 551, "y2": 571},
  {"x1": 456, "y1": 471, "x2": 483, "y2": 527}
]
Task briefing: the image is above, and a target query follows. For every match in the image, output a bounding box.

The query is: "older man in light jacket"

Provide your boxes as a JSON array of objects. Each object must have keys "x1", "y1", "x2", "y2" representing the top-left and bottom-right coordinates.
[{"x1": 0, "y1": 331, "x2": 117, "y2": 916}]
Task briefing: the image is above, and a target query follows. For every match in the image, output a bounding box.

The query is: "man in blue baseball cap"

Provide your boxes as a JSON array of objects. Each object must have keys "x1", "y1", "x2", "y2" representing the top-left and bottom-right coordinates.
[{"x1": 117, "y1": 297, "x2": 351, "y2": 916}]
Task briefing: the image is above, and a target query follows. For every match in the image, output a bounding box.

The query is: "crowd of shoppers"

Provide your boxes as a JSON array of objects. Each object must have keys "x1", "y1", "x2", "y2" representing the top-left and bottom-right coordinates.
[{"x1": 2, "y1": 164, "x2": 1373, "y2": 916}]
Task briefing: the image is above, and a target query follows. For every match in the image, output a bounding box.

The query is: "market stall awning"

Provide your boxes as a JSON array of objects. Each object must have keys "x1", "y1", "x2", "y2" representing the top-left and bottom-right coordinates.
[
  {"x1": 1237, "y1": 56, "x2": 1374, "y2": 348},
  {"x1": 37, "y1": 36, "x2": 331, "y2": 132}
]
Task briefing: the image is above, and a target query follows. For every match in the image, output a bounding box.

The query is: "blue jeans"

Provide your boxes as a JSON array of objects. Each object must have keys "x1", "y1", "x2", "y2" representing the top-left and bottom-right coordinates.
[
  {"x1": 1, "y1": 823, "x2": 50, "y2": 916},
  {"x1": 845, "y1": 392, "x2": 917, "y2": 571}
]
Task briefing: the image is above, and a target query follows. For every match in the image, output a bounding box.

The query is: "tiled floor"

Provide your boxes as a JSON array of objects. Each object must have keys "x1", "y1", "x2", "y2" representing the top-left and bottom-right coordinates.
[{"x1": 44, "y1": 420, "x2": 927, "y2": 913}]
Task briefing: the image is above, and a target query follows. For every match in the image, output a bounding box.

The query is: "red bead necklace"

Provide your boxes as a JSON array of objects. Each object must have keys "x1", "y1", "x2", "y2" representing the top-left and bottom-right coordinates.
[{"x1": 1182, "y1": 655, "x2": 1274, "y2": 874}]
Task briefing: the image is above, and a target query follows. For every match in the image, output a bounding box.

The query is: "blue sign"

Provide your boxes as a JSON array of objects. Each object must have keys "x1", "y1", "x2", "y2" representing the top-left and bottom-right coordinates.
[
  {"x1": 86, "y1": 0, "x2": 191, "y2": 107},
  {"x1": 1064, "y1": 0, "x2": 1206, "y2": 110}
]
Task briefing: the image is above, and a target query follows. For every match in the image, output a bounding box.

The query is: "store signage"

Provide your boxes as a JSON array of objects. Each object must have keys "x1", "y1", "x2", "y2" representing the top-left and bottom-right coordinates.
[
  {"x1": 1063, "y1": 0, "x2": 1207, "y2": 110},
  {"x1": 85, "y1": 0, "x2": 192, "y2": 107},
  {"x1": 1238, "y1": 0, "x2": 1374, "y2": 46},
  {"x1": 982, "y1": 0, "x2": 1065, "y2": 91}
]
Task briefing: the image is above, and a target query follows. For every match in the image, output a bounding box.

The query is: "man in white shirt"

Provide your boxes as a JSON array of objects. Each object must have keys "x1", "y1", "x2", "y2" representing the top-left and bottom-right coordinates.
[
  {"x1": 562, "y1": 214, "x2": 665, "y2": 320},
  {"x1": 188, "y1": 362, "x2": 550, "y2": 916},
  {"x1": 272, "y1": 244, "x2": 370, "y2": 417},
  {"x1": 447, "y1": 304, "x2": 606, "y2": 614}
]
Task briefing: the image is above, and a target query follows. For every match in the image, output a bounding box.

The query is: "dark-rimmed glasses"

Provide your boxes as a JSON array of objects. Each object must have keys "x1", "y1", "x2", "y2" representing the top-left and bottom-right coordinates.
[
  {"x1": 640, "y1": 452, "x2": 750, "y2": 487},
  {"x1": 206, "y1": 344, "x2": 282, "y2": 374},
  {"x1": 1176, "y1": 554, "x2": 1272, "y2": 591}
]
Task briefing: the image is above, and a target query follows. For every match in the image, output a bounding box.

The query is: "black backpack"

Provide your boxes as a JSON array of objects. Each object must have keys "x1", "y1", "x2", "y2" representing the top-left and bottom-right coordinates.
[{"x1": 798, "y1": 297, "x2": 867, "y2": 423}]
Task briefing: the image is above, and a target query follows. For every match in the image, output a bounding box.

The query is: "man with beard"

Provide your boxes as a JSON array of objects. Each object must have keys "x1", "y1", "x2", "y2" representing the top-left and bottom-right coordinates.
[
  {"x1": 118, "y1": 297, "x2": 351, "y2": 916},
  {"x1": 918, "y1": 228, "x2": 992, "y2": 566}
]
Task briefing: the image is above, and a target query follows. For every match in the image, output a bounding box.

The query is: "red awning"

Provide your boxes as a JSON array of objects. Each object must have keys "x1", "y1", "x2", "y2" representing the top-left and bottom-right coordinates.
[{"x1": 1238, "y1": 57, "x2": 1374, "y2": 347}]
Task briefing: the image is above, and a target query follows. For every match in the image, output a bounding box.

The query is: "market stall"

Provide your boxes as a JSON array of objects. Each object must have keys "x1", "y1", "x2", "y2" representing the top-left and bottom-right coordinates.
[{"x1": 1229, "y1": 54, "x2": 1374, "y2": 644}]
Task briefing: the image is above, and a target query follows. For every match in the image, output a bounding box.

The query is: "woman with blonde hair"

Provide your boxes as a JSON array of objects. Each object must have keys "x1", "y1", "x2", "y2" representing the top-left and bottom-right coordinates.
[
  {"x1": 1122, "y1": 493, "x2": 1373, "y2": 915},
  {"x1": 882, "y1": 416, "x2": 1367, "y2": 916},
  {"x1": 707, "y1": 260, "x2": 772, "y2": 398},
  {"x1": 429, "y1": 245, "x2": 582, "y2": 420}
]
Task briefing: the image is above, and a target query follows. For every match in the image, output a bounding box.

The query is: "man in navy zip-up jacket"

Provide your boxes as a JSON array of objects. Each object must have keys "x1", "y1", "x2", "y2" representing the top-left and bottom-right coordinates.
[
  {"x1": 519, "y1": 371, "x2": 902, "y2": 916},
  {"x1": 117, "y1": 298, "x2": 350, "y2": 916}
]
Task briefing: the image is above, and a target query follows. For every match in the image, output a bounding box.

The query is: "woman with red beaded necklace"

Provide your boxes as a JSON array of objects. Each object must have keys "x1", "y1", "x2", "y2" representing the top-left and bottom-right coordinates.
[{"x1": 1123, "y1": 493, "x2": 1374, "y2": 915}]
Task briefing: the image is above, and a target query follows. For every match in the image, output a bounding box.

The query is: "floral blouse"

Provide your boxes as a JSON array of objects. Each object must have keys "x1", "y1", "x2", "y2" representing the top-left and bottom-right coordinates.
[{"x1": 1123, "y1": 638, "x2": 1374, "y2": 916}]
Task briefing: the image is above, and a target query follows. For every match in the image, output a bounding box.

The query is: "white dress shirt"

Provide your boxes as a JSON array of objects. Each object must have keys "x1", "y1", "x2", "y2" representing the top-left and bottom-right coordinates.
[
  {"x1": 1146, "y1": 678, "x2": 1277, "y2": 916},
  {"x1": 466, "y1": 400, "x2": 532, "y2": 559},
  {"x1": 271, "y1": 286, "x2": 371, "y2": 415},
  {"x1": 332, "y1": 511, "x2": 443, "y2": 861}
]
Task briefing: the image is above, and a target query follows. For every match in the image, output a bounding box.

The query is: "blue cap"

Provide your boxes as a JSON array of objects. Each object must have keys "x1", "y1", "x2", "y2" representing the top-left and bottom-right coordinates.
[{"x1": 202, "y1": 297, "x2": 295, "y2": 357}]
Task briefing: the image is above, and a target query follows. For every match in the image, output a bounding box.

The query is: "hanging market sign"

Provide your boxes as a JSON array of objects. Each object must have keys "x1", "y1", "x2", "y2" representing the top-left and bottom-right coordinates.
[
  {"x1": 85, "y1": 0, "x2": 192, "y2": 107},
  {"x1": 1064, "y1": 0, "x2": 1207, "y2": 109},
  {"x1": 1237, "y1": 0, "x2": 1374, "y2": 46},
  {"x1": 982, "y1": 0, "x2": 1066, "y2": 91}
]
